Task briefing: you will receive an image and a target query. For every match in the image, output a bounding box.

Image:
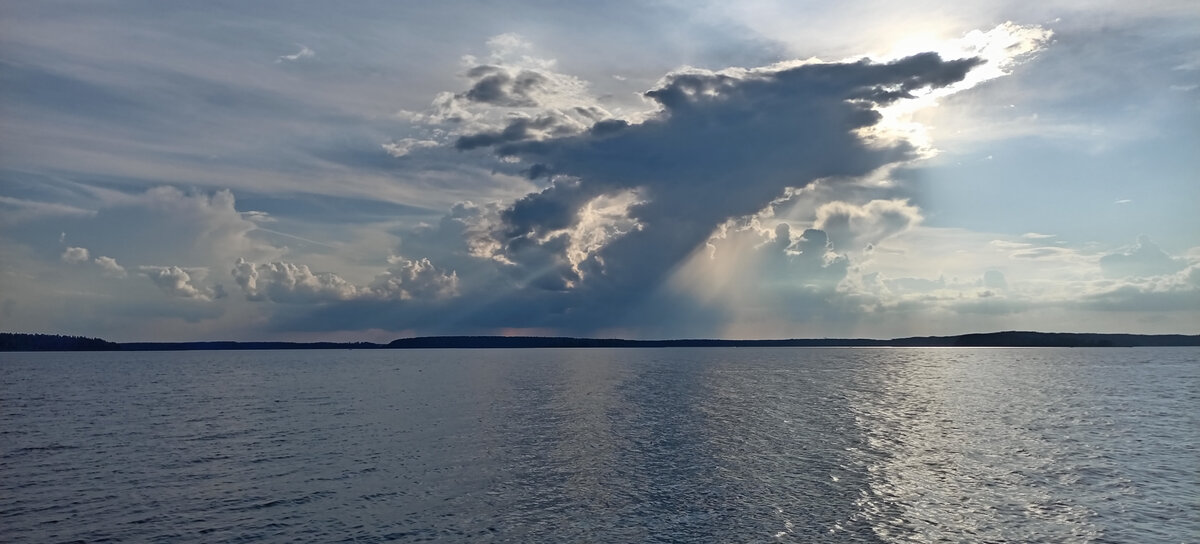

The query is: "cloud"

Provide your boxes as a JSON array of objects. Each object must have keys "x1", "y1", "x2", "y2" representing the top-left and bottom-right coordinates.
[
  {"x1": 369, "y1": 256, "x2": 460, "y2": 300},
  {"x1": 1011, "y1": 247, "x2": 1074, "y2": 259},
  {"x1": 61, "y1": 244, "x2": 128, "y2": 278},
  {"x1": 847, "y1": 231, "x2": 1200, "y2": 325},
  {"x1": 813, "y1": 199, "x2": 923, "y2": 251},
  {"x1": 485, "y1": 33, "x2": 531, "y2": 58},
  {"x1": 982, "y1": 269, "x2": 1007, "y2": 289},
  {"x1": 448, "y1": 52, "x2": 982, "y2": 305},
  {"x1": 398, "y1": 33, "x2": 619, "y2": 158},
  {"x1": 140, "y1": 266, "x2": 222, "y2": 301},
  {"x1": 277, "y1": 45, "x2": 315, "y2": 63},
  {"x1": 60, "y1": 186, "x2": 280, "y2": 271},
  {"x1": 1099, "y1": 235, "x2": 1186, "y2": 278},
  {"x1": 381, "y1": 138, "x2": 440, "y2": 157},
  {"x1": 61, "y1": 246, "x2": 90, "y2": 264},
  {"x1": 990, "y1": 240, "x2": 1032, "y2": 250},
  {"x1": 1, "y1": 196, "x2": 96, "y2": 224},
  {"x1": 883, "y1": 275, "x2": 946, "y2": 293},
  {"x1": 1080, "y1": 263, "x2": 1200, "y2": 312},
  {"x1": 93, "y1": 256, "x2": 127, "y2": 278},
  {"x1": 460, "y1": 66, "x2": 551, "y2": 107},
  {"x1": 232, "y1": 259, "x2": 361, "y2": 303},
  {"x1": 232, "y1": 256, "x2": 458, "y2": 303}
]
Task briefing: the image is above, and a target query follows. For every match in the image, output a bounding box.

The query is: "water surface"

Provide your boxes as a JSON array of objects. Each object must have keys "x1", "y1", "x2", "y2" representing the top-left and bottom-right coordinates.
[{"x1": 2, "y1": 348, "x2": 1196, "y2": 542}]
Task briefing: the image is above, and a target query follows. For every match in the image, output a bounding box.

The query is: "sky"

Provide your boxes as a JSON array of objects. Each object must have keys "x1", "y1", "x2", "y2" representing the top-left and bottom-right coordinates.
[{"x1": 1, "y1": 1, "x2": 1198, "y2": 342}]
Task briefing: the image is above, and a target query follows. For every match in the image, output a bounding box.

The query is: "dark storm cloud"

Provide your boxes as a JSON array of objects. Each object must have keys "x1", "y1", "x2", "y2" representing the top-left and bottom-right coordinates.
[
  {"x1": 454, "y1": 114, "x2": 577, "y2": 150},
  {"x1": 461, "y1": 66, "x2": 550, "y2": 107},
  {"x1": 460, "y1": 53, "x2": 982, "y2": 303},
  {"x1": 234, "y1": 52, "x2": 990, "y2": 336}
]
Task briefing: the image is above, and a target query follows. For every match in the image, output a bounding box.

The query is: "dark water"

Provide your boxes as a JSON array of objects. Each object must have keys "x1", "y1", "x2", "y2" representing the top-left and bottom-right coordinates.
[{"x1": 1, "y1": 348, "x2": 1196, "y2": 543}]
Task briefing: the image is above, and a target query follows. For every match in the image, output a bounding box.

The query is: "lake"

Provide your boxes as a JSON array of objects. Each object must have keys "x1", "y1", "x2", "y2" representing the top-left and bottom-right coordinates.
[{"x1": 1, "y1": 348, "x2": 1196, "y2": 542}]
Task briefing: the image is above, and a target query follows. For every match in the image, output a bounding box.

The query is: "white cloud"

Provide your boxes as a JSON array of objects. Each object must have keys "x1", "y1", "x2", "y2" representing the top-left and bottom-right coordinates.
[
  {"x1": 982, "y1": 269, "x2": 1007, "y2": 289},
  {"x1": 232, "y1": 256, "x2": 458, "y2": 303},
  {"x1": 232, "y1": 259, "x2": 361, "y2": 303},
  {"x1": 860, "y1": 22, "x2": 1053, "y2": 152},
  {"x1": 1010, "y1": 247, "x2": 1075, "y2": 259},
  {"x1": 277, "y1": 45, "x2": 315, "y2": 63},
  {"x1": 370, "y1": 256, "x2": 459, "y2": 300},
  {"x1": 1, "y1": 196, "x2": 96, "y2": 224},
  {"x1": 814, "y1": 199, "x2": 923, "y2": 251},
  {"x1": 62, "y1": 245, "x2": 128, "y2": 278},
  {"x1": 1099, "y1": 235, "x2": 1186, "y2": 278},
  {"x1": 80, "y1": 186, "x2": 280, "y2": 271},
  {"x1": 241, "y1": 210, "x2": 275, "y2": 223},
  {"x1": 382, "y1": 138, "x2": 440, "y2": 157},
  {"x1": 403, "y1": 33, "x2": 616, "y2": 143},
  {"x1": 140, "y1": 266, "x2": 221, "y2": 301},
  {"x1": 61, "y1": 246, "x2": 90, "y2": 264},
  {"x1": 1076, "y1": 262, "x2": 1200, "y2": 312},
  {"x1": 93, "y1": 256, "x2": 127, "y2": 278},
  {"x1": 485, "y1": 33, "x2": 532, "y2": 59}
]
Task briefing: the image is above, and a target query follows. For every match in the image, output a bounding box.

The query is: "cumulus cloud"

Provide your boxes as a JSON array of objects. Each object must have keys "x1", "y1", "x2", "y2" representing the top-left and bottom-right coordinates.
[
  {"x1": 94, "y1": 255, "x2": 127, "y2": 278},
  {"x1": 846, "y1": 266, "x2": 1019, "y2": 316},
  {"x1": 37, "y1": 27, "x2": 1054, "y2": 337},
  {"x1": 232, "y1": 257, "x2": 458, "y2": 303},
  {"x1": 242, "y1": 27, "x2": 1073, "y2": 336},
  {"x1": 59, "y1": 244, "x2": 127, "y2": 278},
  {"x1": 61, "y1": 246, "x2": 90, "y2": 264},
  {"x1": 847, "y1": 235, "x2": 1200, "y2": 324},
  {"x1": 1099, "y1": 235, "x2": 1186, "y2": 278},
  {"x1": 140, "y1": 266, "x2": 222, "y2": 301},
  {"x1": 460, "y1": 65, "x2": 550, "y2": 107},
  {"x1": 369, "y1": 256, "x2": 460, "y2": 300},
  {"x1": 406, "y1": 33, "x2": 611, "y2": 144},
  {"x1": 232, "y1": 259, "x2": 361, "y2": 303},
  {"x1": 814, "y1": 199, "x2": 923, "y2": 251},
  {"x1": 1080, "y1": 263, "x2": 1200, "y2": 312},
  {"x1": 62, "y1": 186, "x2": 278, "y2": 270},
  {"x1": 451, "y1": 52, "x2": 979, "y2": 303}
]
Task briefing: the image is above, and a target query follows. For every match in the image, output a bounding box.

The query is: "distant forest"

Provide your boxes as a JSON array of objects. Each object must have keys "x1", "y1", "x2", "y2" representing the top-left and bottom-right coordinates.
[
  {"x1": 1, "y1": 333, "x2": 120, "y2": 351},
  {"x1": 2, "y1": 331, "x2": 1199, "y2": 351}
]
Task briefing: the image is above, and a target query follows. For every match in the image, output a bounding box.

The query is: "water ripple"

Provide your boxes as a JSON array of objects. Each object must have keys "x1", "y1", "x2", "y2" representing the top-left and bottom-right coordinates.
[{"x1": 1, "y1": 348, "x2": 1196, "y2": 542}]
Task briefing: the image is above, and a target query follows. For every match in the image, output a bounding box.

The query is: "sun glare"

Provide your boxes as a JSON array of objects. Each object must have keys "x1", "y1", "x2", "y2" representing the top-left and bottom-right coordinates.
[{"x1": 863, "y1": 22, "x2": 1053, "y2": 156}]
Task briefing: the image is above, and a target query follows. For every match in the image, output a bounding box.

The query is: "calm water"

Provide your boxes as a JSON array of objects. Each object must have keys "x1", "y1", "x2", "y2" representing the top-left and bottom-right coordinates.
[{"x1": 1, "y1": 348, "x2": 1196, "y2": 543}]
